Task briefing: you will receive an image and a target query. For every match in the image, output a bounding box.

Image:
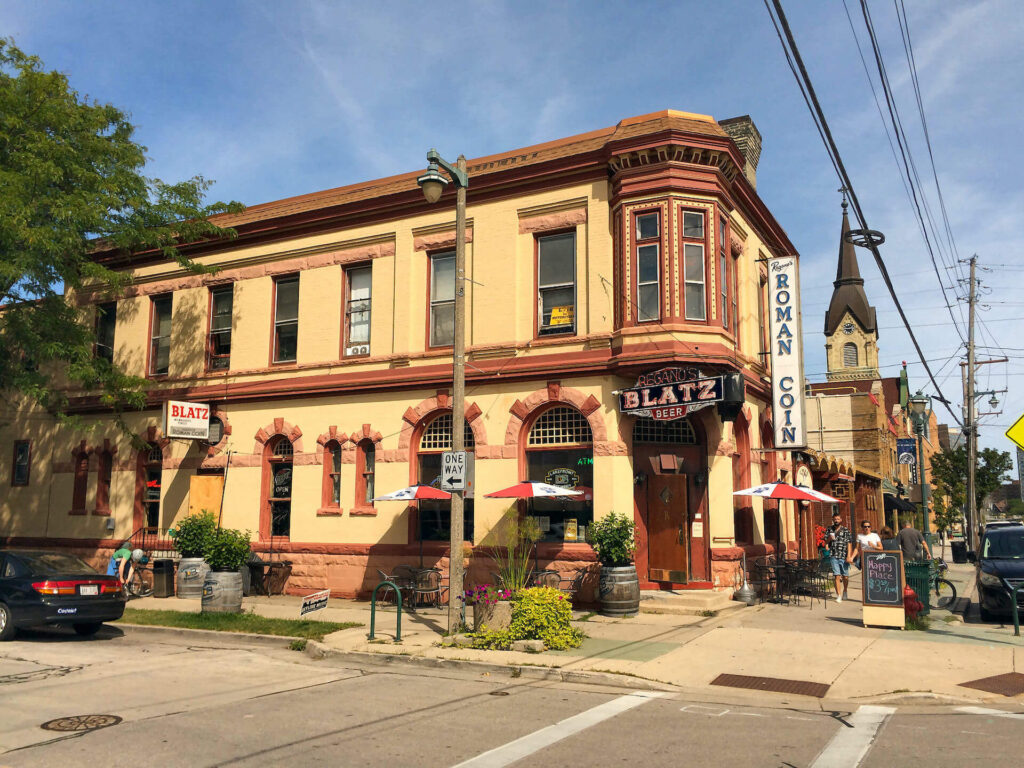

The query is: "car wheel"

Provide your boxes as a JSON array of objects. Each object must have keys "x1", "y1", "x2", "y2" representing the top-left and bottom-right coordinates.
[
  {"x1": 0, "y1": 603, "x2": 15, "y2": 641},
  {"x1": 73, "y1": 622, "x2": 102, "y2": 637}
]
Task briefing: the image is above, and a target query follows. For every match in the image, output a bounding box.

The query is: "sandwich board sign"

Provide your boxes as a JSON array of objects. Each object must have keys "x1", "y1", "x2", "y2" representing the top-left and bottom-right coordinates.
[
  {"x1": 862, "y1": 550, "x2": 905, "y2": 629},
  {"x1": 441, "y1": 451, "x2": 467, "y2": 491}
]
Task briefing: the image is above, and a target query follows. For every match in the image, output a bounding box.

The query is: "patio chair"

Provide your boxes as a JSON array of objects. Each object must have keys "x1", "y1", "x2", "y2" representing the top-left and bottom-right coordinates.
[{"x1": 412, "y1": 568, "x2": 443, "y2": 610}]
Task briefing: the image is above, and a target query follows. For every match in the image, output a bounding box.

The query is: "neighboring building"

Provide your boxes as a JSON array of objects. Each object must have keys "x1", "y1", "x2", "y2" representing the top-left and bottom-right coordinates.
[{"x1": 0, "y1": 110, "x2": 799, "y2": 598}]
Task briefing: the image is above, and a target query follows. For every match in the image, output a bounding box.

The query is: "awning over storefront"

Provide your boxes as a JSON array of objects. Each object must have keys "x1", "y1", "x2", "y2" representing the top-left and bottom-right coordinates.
[{"x1": 884, "y1": 494, "x2": 916, "y2": 513}]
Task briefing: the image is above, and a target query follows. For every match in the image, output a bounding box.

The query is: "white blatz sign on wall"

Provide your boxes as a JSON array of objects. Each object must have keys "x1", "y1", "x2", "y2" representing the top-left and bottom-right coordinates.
[
  {"x1": 767, "y1": 256, "x2": 807, "y2": 449},
  {"x1": 162, "y1": 400, "x2": 211, "y2": 440}
]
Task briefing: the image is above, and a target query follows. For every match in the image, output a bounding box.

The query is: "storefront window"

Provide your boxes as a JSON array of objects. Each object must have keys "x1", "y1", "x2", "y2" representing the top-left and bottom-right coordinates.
[
  {"x1": 268, "y1": 438, "x2": 292, "y2": 537},
  {"x1": 526, "y1": 406, "x2": 593, "y2": 543},
  {"x1": 143, "y1": 444, "x2": 162, "y2": 528},
  {"x1": 417, "y1": 413, "x2": 474, "y2": 541}
]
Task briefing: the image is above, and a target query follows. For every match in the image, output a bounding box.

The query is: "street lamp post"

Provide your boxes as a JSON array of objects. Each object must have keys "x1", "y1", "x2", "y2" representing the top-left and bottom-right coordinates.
[
  {"x1": 907, "y1": 391, "x2": 933, "y2": 546},
  {"x1": 417, "y1": 149, "x2": 469, "y2": 634}
]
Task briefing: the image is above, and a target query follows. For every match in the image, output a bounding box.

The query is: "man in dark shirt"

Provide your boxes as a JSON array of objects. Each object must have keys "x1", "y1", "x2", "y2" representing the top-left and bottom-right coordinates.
[
  {"x1": 897, "y1": 520, "x2": 931, "y2": 563},
  {"x1": 826, "y1": 511, "x2": 853, "y2": 602}
]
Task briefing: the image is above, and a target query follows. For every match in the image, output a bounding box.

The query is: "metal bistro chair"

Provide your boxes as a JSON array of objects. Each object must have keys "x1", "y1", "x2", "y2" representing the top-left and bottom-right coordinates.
[
  {"x1": 789, "y1": 559, "x2": 831, "y2": 609},
  {"x1": 751, "y1": 555, "x2": 777, "y2": 603},
  {"x1": 412, "y1": 568, "x2": 443, "y2": 610}
]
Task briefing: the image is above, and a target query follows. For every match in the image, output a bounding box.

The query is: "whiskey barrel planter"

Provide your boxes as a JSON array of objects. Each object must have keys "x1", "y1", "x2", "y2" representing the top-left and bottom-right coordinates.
[
  {"x1": 599, "y1": 565, "x2": 640, "y2": 617},
  {"x1": 201, "y1": 571, "x2": 243, "y2": 614},
  {"x1": 473, "y1": 600, "x2": 513, "y2": 632},
  {"x1": 176, "y1": 558, "x2": 210, "y2": 599}
]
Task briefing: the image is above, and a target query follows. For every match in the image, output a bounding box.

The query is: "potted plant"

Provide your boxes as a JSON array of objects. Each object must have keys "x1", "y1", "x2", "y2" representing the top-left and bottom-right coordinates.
[
  {"x1": 814, "y1": 525, "x2": 830, "y2": 559},
  {"x1": 169, "y1": 511, "x2": 216, "y2": 599},
  {"x1": 201, "y1": 527, "x2": 252, "y2": 614},
  {"x1": 588, "y1": 511, "x2": 639, "y2": 617},
  {"x1": 487, "y1": 508, "x2": 542, "y2": 594},
  {"x1": 463, "y1": 584, "x2": 514, "y2": 632}
]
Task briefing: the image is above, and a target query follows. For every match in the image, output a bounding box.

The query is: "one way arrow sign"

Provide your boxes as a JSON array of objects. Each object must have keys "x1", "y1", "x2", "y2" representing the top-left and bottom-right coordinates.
[{"x1": 441, "y1": 451, "x2": 467, "y2": 491}]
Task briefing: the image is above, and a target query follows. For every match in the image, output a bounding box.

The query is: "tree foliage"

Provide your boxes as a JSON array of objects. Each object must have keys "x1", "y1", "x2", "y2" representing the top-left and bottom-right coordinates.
[
  {"x1": 0, "y1": 39, "x2": 242, "y2": 423},
  {"x1": 929, "y1": 445, "x2": 1013, "y2": 520}
]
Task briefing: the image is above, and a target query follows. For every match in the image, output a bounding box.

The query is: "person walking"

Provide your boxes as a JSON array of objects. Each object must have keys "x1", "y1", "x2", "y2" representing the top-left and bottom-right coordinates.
[
  {"x1": 897, "y1": 519, "x2": 931, "y2": 563},
  {"x1": 852, "y1": 521, "x2": 883, "y2": 571},
  {"x1": 826, "y1": 511, "x2": 853, "y2": 602},
  {"x1": 880, "y1": 526, "x2": 898, "y2": 551}
]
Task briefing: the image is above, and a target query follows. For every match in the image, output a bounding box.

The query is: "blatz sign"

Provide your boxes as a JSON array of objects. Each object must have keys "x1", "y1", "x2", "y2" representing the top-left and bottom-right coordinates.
[{"x1": 617, "y1": 367, "x2": 723, "y2": 421}]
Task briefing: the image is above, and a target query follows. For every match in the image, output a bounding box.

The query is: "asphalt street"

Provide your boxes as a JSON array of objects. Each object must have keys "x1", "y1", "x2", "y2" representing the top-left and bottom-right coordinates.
[{"x1": 0, "y1": 625, "x2": 1021, "y2": 767}]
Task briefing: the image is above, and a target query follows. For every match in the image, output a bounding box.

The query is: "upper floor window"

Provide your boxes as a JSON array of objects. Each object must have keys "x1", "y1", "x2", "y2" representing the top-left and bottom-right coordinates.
[
  {"x1": 149, "y1": 295, "x2": 172, "y2": 376},
  {"x1": 95, "y1": 302, "x2": 116, "y2": 363},
  {"x1": 273, "y1": 276, "x2": 299, "y2": 363},
  {"x1": 356, "y1": 439, "x2": 375, "y2": 508},
  {"x1": 843, "y1": 342, "x2": 858, "y2": 367},
  {"x1": 11, "y1": 440, "x2": 30, "y2": 486},
  {"x1": 758, "y1": 273, "x2": 768, "y2": 358},
  {"x1": 537, "y1": 232, "x2": 576, "y2": 336},
  {"x1": 720, "y1": 219, "x2": 729, "y2": 331},
  {"x1": 635, "y1": 212, "x2": 660, "y2": 322},
  {"x1": 429, "y1": 252, "x2": 455, "y2": 347},
  {"x1": 344, "y1": 266, "x2": 372, "y2": 356},
  {"x1": 682, "y1": 210, "x2": 706, "y2": 321},
  {"x1": 207, "y1": 286, "x2": 233, "y2": 371}
]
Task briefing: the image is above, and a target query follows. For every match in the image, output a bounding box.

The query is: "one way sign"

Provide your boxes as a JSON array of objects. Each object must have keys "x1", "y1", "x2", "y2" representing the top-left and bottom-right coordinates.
[{"x1": 441, "y1": 451, "x2": 467, "y2": 491}]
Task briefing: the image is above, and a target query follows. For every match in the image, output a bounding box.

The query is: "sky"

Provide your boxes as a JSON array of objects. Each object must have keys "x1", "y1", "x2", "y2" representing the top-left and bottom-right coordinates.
[{"x1": 3, "y1": 0, "x2": 1022, "y2": 471}]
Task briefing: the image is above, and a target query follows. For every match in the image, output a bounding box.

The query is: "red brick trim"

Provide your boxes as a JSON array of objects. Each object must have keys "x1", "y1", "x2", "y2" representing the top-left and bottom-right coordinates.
[
  {"x1": 316, "y1": 507, "x2": 344, "y2": 517},
  {"x1": 253, "y1": 418, "x2": 304, "y2": 453},
  {"x1": 518, "y1": 207, "x2": 587, "y2": 234},
  {"x1": 397, "y1": 394, "x2": 487, "y2": 453},
  {"x1": 503, "y1": 383, "x2": 608, "y2": 448},
  {"x1": 348, "y1": 507, "x2": 377, "y2": 517},
  {"x1": 413, "y1": 228, "x2": 474, "y2": 252},
  {"x1": 204, "y1": 409, "x2": 233, "y2": 458}
]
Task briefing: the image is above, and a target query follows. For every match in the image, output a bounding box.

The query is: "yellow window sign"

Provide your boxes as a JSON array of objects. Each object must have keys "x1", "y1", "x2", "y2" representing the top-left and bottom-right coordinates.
[
  {"x1": 549, "y1": 306, "x2": 574, "y2": 325},
  {"x1": 1006, "y1": 412, "x2": 1024, "y2": 452}
]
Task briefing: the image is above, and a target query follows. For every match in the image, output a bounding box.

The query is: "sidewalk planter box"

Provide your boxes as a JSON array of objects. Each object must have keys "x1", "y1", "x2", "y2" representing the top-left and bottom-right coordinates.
[
  {"x1": 599, "y1": 565, "x2": 640, "y2": 617},
  {"x1": 176, "y1": 557, "x2": 210, "y2": 599},
  {"x1": 473, "y1": 600, "x2": 513, "y2": 632}
]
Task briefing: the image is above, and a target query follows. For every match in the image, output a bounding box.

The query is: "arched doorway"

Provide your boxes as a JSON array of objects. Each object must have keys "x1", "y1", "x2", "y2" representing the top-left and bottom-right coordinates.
[{"x1": 632, "y1": 416, "x2": 708, "y2": 585}]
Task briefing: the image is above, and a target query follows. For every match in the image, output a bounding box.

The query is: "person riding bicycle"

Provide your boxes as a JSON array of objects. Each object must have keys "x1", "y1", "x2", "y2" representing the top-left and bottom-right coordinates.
[{"x1": 107, "y1": 542, "x2": 134, "y2": 582}]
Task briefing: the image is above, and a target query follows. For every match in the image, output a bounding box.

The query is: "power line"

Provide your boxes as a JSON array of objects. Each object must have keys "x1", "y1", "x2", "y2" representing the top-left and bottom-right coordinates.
[{"x1": 766, "y1": 0, "x2": 961, "y2": 425}]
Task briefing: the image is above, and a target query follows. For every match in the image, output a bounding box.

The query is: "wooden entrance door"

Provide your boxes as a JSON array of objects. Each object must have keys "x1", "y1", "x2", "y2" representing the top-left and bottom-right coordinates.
[{"x1": 646, "y1": 474, "x2": 688, "y2": 583}]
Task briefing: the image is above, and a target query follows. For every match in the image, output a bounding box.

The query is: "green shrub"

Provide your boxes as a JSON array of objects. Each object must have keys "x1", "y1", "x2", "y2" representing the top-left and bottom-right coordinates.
[
  {"x1": 488, "y1": 508, "x2": 542, "y2": 593},
  {"x1": 471, "y1": 586, "x2": 583, "y2": 651},
  {"x1": 587, "y1": 511, "x2": 636, "y2": 566},
  {"x1": 169, "y1": 511, "x2": 217, "y2": 558},
  {"x1": 204, "y1": 527, "x2": 252, "y2": 572}
]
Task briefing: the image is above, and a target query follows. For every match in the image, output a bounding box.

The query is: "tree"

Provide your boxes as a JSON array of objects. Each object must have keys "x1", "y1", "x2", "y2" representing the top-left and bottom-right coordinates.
[
  {"x1": 0, "y1": 39, "x2": 242, "y2": 424},
  {"x1": 929, "y1": 445, "x2": 1013, "y2": 520}
]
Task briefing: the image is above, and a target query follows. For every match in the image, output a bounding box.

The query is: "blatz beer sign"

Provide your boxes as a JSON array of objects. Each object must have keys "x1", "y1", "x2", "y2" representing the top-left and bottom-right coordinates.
[{"x1": 617, "y1": 367, "x2": 723, "y2": 421}]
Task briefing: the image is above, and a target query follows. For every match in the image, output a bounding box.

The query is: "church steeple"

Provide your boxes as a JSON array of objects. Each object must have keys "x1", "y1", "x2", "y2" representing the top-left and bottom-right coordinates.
[{"x1": 825, "y1": 195, "x2": 880, "y2": 381}]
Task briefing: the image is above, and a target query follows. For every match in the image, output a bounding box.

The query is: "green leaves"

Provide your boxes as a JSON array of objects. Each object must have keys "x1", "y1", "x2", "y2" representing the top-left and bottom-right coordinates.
[
  {"x1": 204, "y1": 527, "x2": 252, "y2": 573},
  {"x1": 929, "y1": 445, "x2": 1012, "y2": 516},
  {"x1": 588, "y1": 511, "x2": 636, "y2": 567},
  {"x1": 171, "y1": 511, "x2": 217, "y2": 558}
]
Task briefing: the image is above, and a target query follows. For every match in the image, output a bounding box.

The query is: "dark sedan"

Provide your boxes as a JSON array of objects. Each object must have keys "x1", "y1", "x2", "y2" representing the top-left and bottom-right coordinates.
[
  {"x1": 0, "y1": 550, "x2": 126, "y2": 640},
  {"x1": 973, "y1": 525, "x2": 1024, "y2": 621}
]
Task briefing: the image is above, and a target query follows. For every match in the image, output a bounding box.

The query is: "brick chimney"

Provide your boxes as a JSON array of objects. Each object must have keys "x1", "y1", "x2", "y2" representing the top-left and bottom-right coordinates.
[{"x1": 719, "y1": 115, "x2": 762, "y2": 189}]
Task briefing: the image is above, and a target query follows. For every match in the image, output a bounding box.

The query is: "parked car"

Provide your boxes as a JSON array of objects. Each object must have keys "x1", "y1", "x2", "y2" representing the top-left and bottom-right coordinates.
[
  {"x1": 984, "y1": 520, "x2": 1021, "y2": 530},
  {"x1": 0, "y1": 550, "x2": 126, "y2": 640},
  {"x1": 973, "y1": 524, "x2": 1024, "y2": 621}
]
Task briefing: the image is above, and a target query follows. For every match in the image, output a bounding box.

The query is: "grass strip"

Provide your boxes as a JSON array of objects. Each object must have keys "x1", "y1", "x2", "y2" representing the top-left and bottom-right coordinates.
[{"x1": 117, "y1": 608, "x2": 361, "y2": 641}]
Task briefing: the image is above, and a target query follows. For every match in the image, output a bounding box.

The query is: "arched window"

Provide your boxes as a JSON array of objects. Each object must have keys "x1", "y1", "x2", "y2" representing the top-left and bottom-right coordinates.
[
  {"x1": 417, "y1": 413, "x2": 474, "y2": 541},
  {"x1": 263, "y1": 437, "x2": 293, "y2": 537},
  {"x1": 96, "y1": 450, "x2": 113, "y2": 513},
  {"x1": 71, "y1": 450, "x2": 89, "y2": 513},
  {"x1": 843, "y1": 342, "x2": 858, "y2": 367},
  {"x1": 526, "y1": 406, "x2": 593, "y2": 543},
  {"x1": 632, "y1": 417, "x2": 696, "y2": 445},
  {"x1": 322, "y1": 440, "x2": 342, "y2": 509},
  {"x1": 141, "y1": 444, "x2": 162, "y2": 528},
  {"x1": 355, "y1": 439, "x2": 376, "y2": 510},
  {"x1": 732, "y1": 416, "x2": 753, "y2": 545}
]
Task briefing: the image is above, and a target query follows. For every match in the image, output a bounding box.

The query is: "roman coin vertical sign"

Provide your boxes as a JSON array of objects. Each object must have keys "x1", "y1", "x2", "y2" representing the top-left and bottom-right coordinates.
[{"x1": 767, "y1": 256, "x2": 806, "y2": 449}]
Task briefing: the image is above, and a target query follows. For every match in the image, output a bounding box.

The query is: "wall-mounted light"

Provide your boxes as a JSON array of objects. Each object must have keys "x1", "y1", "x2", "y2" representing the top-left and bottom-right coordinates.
[{"x1": 633, "y1": 471, "x2": 647, "y2": 486}]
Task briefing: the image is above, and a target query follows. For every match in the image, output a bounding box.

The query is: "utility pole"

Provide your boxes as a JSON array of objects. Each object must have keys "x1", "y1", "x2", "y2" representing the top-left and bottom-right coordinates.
[
  {"x1": 450, "y1": 154, "x2": 467, "y2": 634},
  {"x1": 965, "y1": 255, "x2": 978, "y2": 552}
]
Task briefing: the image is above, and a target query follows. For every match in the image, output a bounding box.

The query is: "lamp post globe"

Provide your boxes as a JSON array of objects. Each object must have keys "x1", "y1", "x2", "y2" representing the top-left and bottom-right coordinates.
[{"x1": 417, "y1": 166, "x2": 448, "y2": 203}]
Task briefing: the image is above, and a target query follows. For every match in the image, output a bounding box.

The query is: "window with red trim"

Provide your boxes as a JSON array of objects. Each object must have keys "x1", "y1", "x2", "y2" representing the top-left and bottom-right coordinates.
[
  {"x1": 11, "y1": 440, "x2": 31, "y2": 486},
  {"x1": 719, "y1": 216, "x2": 729, "y2": 331},
  {"x1": 96, "y1": 450, "x2": 113, "y2": 512},
  {"x1": 732, "y1": 417, "x2": 753, "y2": 545},
  {"x1": 207, "y1": 285, "x2": 233, "y2": 371},
  {"x1": 417, "y1": 414, "x2": 474, "y2": 540},
  {"x1": 429, "y1": 252, "x2": 455, "y2": 347},
  {"x1": 634, "y1": 212, "x2": 660, "y2": 322},
  {"x1": 273, "y1": 276, "x2": 299, "y2": 363},
  {"x1": 72, "y1": 451, "x2": 89, "y2": 511},
  {"x1": 537, "y1": 232, "x2": 576, "y2": 336},
  {"x1": 344, "y1": 266, "x2": 372, "y2": 356},
  {"x1": 266, "y1": 437, "x2": 293, "y2": 536},
  {"x1": 149, "y1": 295, "x2": 172, "y2": 376},
  {"x1": 757, "y1": 273, "x2": 768, "y2": 358},
  {"x1": 94, "y1": 302, "x2": 116, "y2": 363},
  {"x1": 141, "y1": 444, "x2": 162, "y2": 528},
  {"x1": 322, "y1": 440, "x2": 342, "y2": 508},
  {"x1": 355, "y1": 439, "x2": 375, "y2": 508},
  {"x1": 681, "y1": 210, "x2": 706, "y2": 321}
]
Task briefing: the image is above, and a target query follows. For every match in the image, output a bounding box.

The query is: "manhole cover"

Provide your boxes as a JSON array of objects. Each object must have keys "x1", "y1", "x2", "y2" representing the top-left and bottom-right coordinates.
[
  {"x1": 40, "y1": 714, "x2": 122, "y2": 732},
  {"x1": 959, "y1": 672, "x2": 1024, "y2": 697},
  {"x1": 489, "y1": 690, "x2": 510, "y2": 696},
  {"x1": 711, "y1": 673, "x2": 830, "y2": 698}
]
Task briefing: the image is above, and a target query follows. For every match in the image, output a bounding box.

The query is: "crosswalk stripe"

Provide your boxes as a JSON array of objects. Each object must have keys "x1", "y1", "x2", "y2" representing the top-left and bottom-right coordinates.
[
  {"x1": 810, "y1": 705, "x2": 896, "y2": 768},
  {"x1": 956, "y1": 706, "x2": 1024, "y2": 720}
]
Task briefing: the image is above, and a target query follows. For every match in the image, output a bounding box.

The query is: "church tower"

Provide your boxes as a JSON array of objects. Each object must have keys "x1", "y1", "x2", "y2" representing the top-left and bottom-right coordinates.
[{"x1": 824, "y1": 199, "x2": 879, "y2": 381}]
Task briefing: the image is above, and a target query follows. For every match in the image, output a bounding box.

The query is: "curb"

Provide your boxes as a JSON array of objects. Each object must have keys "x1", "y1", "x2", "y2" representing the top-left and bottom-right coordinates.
[
  {"x1": 116, "y1": 622, "x2": 300, "y2": 647},
  {"x1": 304, "y1": 640, "x2": 678, "y2": 693}
]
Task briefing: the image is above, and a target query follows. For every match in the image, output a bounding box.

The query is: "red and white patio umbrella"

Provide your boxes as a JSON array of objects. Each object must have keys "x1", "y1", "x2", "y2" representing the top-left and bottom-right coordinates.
[
  {"x1": 371, "y1": 484, "x2": 452, "y2": 502},
  {"x1": 484, "y1": 482, "x2": 583, "y2": 499},
  {"x1": 733, "y1": 482, "x2": 842, "y2": 503}
]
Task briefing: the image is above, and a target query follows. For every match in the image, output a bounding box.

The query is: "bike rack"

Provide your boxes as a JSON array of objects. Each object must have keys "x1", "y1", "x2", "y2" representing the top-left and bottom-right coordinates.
[
  {"x1": 1011, "y1": 584, "x2": 1024, "y2": 638},
  {"x1": 369, "y1": 580, "x2": 402, "y2": 642}
]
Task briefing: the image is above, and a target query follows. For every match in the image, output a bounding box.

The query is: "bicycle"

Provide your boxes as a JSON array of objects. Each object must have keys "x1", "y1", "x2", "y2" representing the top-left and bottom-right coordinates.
[
  {"x1": 123, "y1": 556, "x2": 154, "y2": 598},
  {"x1": 930, "y1": 558, "x2": 956, "y2": 610}
]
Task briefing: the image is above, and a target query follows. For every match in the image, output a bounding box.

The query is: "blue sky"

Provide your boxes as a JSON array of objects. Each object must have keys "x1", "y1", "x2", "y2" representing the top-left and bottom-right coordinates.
[{"x1": 3, "y1": 0, "x2": 1022, "y2": 467}]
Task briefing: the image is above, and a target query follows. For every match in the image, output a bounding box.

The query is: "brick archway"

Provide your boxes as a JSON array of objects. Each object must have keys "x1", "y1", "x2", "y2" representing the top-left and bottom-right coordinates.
[
  {"x1": 315, "y1": 426, "x2": 350, "y2": 463},
  {"x1": 504, "y1": 381, "x2": 613, "y2": 453},
  {"x1": 253, "y1": 418, "x2": 304, "y2": 454},
  {"x1": 398, "y1": 391, "x2": 486, "y2": 455}
]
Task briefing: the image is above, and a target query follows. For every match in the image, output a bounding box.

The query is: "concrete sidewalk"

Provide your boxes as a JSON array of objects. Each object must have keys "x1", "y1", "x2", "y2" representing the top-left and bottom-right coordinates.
[{"x1": 125, "y1": 562, "x2": 1024, "y2": 706}]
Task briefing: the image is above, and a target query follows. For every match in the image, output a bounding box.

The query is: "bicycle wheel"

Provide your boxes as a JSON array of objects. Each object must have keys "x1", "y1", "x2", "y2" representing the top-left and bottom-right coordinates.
[
  {"x1": 127, "y1": 568, "x2": 153, "y2": 598},
  {"x1": 934, "y1": 578, "x2": 956, "y2": 610}
]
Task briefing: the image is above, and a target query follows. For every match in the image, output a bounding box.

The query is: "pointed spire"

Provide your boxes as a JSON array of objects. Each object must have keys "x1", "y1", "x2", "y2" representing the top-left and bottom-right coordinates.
[
  {"x1": 824, "y1": 194, "x2": 877, "y2": 336},
  {"x1": 835, "y1": 200, "x2": 864, "y2": 285}
]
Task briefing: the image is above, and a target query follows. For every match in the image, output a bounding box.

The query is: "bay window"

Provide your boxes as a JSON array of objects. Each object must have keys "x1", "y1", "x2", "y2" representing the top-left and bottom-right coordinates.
[
  {"x1": 682, "y1": 210, "x2": 706, "y2": 321},
  {"x1": 635, "y1": 212, "x2": 660, "y2": 322}
]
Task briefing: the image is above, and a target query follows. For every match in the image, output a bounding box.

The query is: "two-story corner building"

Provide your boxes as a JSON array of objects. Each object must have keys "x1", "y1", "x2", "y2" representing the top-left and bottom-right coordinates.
[{"x1": 0, "y1": 110, "x2": 800, "y2": 598}]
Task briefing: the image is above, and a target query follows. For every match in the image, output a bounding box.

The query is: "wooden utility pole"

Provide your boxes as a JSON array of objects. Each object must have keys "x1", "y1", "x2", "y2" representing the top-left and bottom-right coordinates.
[
  {"x1": 965, "y1": 255, "x2": 978, "y2": 551},
  {"x1": 449, "y1": 154, "x2": 468, "y2": 633}
]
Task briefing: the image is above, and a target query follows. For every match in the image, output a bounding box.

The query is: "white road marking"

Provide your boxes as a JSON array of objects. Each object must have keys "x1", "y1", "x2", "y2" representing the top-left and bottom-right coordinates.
[
  {"x1": 451, "y1": 691, "x2": 667, "y2": 768},
  {"x1": 810, "y1": 705, "x2": 896, "y2": 768},
  {"x1": 956, "y1": 706, "x2": 1024, "y2": 720}
]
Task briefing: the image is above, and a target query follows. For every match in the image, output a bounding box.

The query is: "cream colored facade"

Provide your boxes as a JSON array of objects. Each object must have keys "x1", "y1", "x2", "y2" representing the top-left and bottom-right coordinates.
[{"x1": 1, "y1": 111, "x2": 800, "y2": 597}]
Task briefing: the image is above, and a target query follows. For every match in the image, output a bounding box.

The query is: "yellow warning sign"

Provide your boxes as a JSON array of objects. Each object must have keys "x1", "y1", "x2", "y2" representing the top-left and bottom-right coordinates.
[{"x1": 1006, "y1": 413, "x2": 1024, "y2": 452}]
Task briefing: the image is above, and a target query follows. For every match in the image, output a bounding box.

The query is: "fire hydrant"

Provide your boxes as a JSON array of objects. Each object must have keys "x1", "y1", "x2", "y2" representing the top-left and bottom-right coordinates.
[{"x1": 903, "y1": 584, "x2": 923, "y2": 620}]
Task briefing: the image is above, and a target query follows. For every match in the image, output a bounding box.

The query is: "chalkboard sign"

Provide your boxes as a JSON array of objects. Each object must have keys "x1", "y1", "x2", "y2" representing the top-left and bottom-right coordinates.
[{"x1": 862, "y1": 550, "x2": 904, "y2": 607}]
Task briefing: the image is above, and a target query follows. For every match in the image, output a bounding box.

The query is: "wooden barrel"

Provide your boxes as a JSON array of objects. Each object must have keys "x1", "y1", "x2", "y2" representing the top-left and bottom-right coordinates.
[
  {"x1": 176, "y1": 557, "x2": 210, "y2": 599},
  {"x1": 599, "y1": 565, "x2": 640, "y2": 617},
  {"x1": 201, "y1": 571, "x2": 243, "y2": 613}
]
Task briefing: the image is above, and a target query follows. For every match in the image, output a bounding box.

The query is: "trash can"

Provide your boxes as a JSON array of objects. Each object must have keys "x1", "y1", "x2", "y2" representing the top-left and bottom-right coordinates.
[
  {"x1": 951, "y1": 540, "x2": 967, "y2": 564},
  {"x1": 904, "y1": 560, "x2": 931, "y2": 615},
  {"x1": 152, "y1": 558, "x2": 175, "y2": 598}
]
